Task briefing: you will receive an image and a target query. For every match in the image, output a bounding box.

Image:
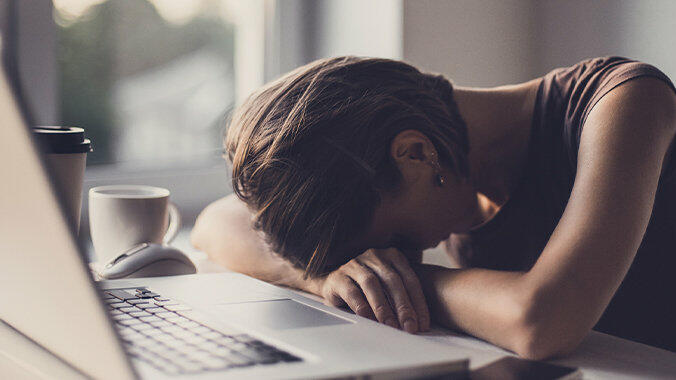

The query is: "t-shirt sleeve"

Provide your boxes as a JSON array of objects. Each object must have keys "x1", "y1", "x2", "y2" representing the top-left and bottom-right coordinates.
[
  {"x1": 579, "y1": 59, "x2": 676, "y2": 131},
  {"x1": 551, "y1": 56, "x2": 676, "y2": 170}
]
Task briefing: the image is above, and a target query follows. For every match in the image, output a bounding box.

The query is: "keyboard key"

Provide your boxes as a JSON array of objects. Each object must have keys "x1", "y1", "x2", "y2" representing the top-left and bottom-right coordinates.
[
  {"x1": 214, "y1": 336, "x2": 237, "y2": 346},
  {"x1": 156, "y1": 312, "x2": 176, "y2": 319},
  {"x1": 131, "y1": 323, "x2": 154, "y2": 331},
  {"x1": 201, "y1": 357, "x2": 229, "y2": 370},
  {"x1": 183, "y1": 335, "x2": 207, "y2": 345},
  {"x1": 161, "y1": 338, "x2": 186, "y2": 349},
  {"x1": 153, "y1": 334, "x2": 178, "y2": 343},
  {"x1": 191, "y1": 326, "x2": 212, "y2": 334},
  {"x1": 174, "y1": 331, "x2": 198, "y2": 341},
  {"x1": 141, "y1": 329, "x2": 164, "y2": 337},
  {"x1": 228, "y1": 342, "x2": 248, "y2": 351},
  {"x1": 127, "y1": 299, "x2": 151, "y2": 305},
  {"x1": 173, "y1": 343, "x2": 199, "y2": 355},
  {"x1": 200, "y1": 331, "x2": 222, "y2": 340},
  {"x1": 112, "y1": 314, "x2": 133, "y2": 321},
  {"x1": 144, "y1": 342, "x2": 173, "y2": 354},
  {"x1": 120, "y1": 332, "x2": 145, "y2": 342},
  {"x1": 150, "y1": 321, "x2": 172, "y2": 328},
  {"x1": 154, "y1": 297, "x2": 171, "y2": 302},
  {"x1": 110, "y1": 302, "x2": 132, "y2": 309},
  {"x1": 131, "y1": 338, "x2": 156, "y2": 347},
  {"x1": 138, "y1": 292, "x2": 160, "y2": 299},
  {"x1": 118, "y1": 319, "x2": 143, "y2": 326},
  {"x1": 196, "y1": 341, "x2": 220, "y2": 352},
  {"x1": 109, "y1": 309, "x2": 122, "y2": 316},
  {"x1": 139, "y1": 316, "x2": 161, "y2": 323},
  {"x1": 160, "y1": 363, "x2": 181, "y2": 375},
  {"x1": 105, "y1": 298, "x2": 124, "y2": 304},
  {"x1": 119, "y1": 306, "x2": 142, "y2": 313},
  {"x1": 175, "y1": 360, "x2": 203, "y2": 373},
  {"x1": 135, "y1": 303, "x2": 156, "y2": 309},
  {"x1": 144, "y1": 307, "x2": 167, "y2": 314},
  {"x1": 130, "y1": 311, "x2": 151, "y2": 318},
  {"x1": 176, "y1": 321, "x2": 200, "y2": 329},
  {"x1": 165, "y1": 316, "x2": 188, "y2": 323},
  {"x1": 107, "y1": 289, "x2": 139, "y2": 301},
  {"x1": 233, "y1": 334, "x2": 256, "y2": 343},
  {"x1": 154, "y1": 300, "x2": 178, "y2": 306}
]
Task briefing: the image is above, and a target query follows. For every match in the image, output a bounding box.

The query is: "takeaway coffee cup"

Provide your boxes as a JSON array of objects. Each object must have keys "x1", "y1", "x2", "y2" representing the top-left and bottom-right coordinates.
[
  {"x1": 32, "y1": 126, "x2": 91, "y2": 231},
  {"x1": 88, "y1": 185, "x2": 181, "y2": 264}
]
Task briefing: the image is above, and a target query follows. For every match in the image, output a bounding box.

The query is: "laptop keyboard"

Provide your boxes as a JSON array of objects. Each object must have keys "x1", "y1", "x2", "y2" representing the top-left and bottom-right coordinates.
[{"x1": 102, "y1": 287, "x2": 302, "y2": 375}]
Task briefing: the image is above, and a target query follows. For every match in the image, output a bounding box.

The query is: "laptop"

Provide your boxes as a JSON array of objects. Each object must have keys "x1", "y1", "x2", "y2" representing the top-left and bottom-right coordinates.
[{"x1": 0, "y1": 65, "x2": 468, "y2": 379}]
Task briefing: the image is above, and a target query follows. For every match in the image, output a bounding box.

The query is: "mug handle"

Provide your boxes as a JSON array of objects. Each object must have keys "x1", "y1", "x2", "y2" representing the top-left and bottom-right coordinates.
[{"x1": 163, "y1": 202, "x2": 181, "y2": 244}]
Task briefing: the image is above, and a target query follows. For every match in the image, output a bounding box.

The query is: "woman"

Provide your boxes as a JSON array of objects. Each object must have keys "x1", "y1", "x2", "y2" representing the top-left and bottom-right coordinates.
[{"x1": 192, "y1": 56, "x2": 676, "y2": 359}]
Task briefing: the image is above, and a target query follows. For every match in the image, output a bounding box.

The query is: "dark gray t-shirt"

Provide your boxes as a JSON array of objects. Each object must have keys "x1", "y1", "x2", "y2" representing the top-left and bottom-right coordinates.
[{"x1": 455, "y1": 56, "x2": 676, "y2": 352}]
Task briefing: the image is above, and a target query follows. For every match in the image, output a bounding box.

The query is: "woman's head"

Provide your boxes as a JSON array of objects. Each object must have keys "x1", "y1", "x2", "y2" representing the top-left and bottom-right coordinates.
[{"x1": 226, "y1": 56, "x2": 471, "y2": 277}]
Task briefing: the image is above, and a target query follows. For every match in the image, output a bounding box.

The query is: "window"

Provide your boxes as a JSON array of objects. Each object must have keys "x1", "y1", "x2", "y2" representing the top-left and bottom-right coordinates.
[{"x1": 54, "y1": 0, "x2": 252, "y2": 168}]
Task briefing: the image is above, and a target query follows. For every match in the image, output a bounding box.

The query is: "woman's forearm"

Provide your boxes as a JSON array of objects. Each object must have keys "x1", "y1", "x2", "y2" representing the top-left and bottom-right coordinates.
[
  {"x1": 415, "y1": 264, "x2": 532, "y2": 355},
  {"x1": 191, "y1": 196, "x2": 322, "y2": 294}
]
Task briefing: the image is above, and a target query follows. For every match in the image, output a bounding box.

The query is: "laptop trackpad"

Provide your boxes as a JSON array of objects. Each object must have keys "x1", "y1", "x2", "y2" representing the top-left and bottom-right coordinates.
[{"x1": 214, "y1": 299, "x2": 352, "y2": 330}]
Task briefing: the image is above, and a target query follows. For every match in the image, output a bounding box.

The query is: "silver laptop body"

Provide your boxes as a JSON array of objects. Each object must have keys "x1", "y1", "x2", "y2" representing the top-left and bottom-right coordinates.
[{"x1": 0, "y1": 65, "x2": 468, "y2": 379}]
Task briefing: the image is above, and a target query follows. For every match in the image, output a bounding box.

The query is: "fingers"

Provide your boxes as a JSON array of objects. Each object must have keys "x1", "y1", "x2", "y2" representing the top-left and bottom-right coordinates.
[
  {"x1": 358, "y1": 252, "x2": 419, "y2": 334},
  {"x1": 386, "y1": 251, "x2": 430, "y2": 332},
  {"x1": 320, "y1": 249, "x2": 430, "y2": 334},
  {"x1": 324, "y1": 275, "x2": 376, "y2": 321},
  {"x1": 347, "y1": 262, "x2": 399, "y2": 328}
]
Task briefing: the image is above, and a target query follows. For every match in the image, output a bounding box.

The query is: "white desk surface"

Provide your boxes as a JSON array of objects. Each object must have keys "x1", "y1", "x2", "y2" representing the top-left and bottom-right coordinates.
[{"x1": 3, "y1": 246, "x2": 676, "y2": 379}]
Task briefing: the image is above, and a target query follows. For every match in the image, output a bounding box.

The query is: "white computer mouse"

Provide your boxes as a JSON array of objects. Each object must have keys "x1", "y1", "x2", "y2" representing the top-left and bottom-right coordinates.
[{"x1": 99, "y1": 243, "x2": 196, "y2": 279}]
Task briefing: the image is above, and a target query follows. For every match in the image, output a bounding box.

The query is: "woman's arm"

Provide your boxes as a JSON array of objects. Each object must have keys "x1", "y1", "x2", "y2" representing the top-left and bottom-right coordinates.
[
  {"x1": 191, "y1": 194, "x2": 323, "y2": 294},
  {"x1": 416, "y1": 77, "x2": 676, "y2": 359},
  {"x1": 191, "y1": 195, "x2": 431, "y2": 333}
]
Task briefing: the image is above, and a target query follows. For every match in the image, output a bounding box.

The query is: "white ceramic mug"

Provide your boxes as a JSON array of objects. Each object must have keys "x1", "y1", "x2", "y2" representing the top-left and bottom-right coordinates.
[{"x1": 88, "y1": 185, "x2": 180, "y2": 264}]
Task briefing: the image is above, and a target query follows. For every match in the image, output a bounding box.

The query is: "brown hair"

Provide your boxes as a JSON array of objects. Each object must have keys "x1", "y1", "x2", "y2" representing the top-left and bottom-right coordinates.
[{"x1": 225, "y1": 56, "x2": 469, "y2": 277}]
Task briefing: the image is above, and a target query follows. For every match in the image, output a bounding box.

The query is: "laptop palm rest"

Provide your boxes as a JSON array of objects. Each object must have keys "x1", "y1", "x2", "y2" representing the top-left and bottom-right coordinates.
[{"x1": 214, "y1": 299, "x2": 353, "y2": 330}]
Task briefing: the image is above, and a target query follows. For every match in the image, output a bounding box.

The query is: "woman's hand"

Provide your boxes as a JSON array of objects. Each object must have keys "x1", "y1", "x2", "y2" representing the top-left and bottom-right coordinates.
[{"x1": 318, "y1": 248, "x2": 430, "y2": 334}]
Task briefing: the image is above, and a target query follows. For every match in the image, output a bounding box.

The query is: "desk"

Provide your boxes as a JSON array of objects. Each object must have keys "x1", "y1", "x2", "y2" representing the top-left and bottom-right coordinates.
[
  {"x1": 185, "y1": 249, "x2": 676, "y2": 380},
  {"x1": 3, "y1": 247, "x2": 676, "y2": 379}
]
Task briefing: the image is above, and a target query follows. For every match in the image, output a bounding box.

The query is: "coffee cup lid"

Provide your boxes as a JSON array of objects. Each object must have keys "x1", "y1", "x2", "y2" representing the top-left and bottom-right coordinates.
[{"x1": 32, "y1": 126, "x2": 92, "y2": 154}]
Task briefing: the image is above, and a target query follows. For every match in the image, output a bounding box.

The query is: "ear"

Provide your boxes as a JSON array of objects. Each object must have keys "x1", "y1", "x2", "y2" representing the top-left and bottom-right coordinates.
[{"x1": 390, "y1": 130, "x2": 438, "y2": 182}]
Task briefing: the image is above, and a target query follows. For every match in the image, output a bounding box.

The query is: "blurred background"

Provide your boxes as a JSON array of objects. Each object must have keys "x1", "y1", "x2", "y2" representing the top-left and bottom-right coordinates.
[{"x1": 2, "y1": 0, "x2": 675, "y2": 253}]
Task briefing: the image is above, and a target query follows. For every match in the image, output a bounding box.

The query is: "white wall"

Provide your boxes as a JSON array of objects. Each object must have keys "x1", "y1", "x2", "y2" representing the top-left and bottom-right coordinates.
[
  {"x1": 403, "y1": 0, "x2": 676, "y2": 86},
  {"x1": 403, "y1": 0, "x2": 537, "y2": 86},
  {"x1": 535, "y1": 0, "x2": 676, "y2": 80}
]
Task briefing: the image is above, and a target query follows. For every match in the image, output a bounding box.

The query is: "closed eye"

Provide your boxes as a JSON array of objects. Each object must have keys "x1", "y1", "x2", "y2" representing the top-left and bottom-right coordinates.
[{"x1": 390, "y1": 233, "x2": 420, "y2": 251}]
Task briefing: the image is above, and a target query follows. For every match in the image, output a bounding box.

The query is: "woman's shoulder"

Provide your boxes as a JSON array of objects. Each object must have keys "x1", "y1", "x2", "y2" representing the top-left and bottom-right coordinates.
[{"x1": 542, "y1": 56, "x2": 674, "y2": 102}]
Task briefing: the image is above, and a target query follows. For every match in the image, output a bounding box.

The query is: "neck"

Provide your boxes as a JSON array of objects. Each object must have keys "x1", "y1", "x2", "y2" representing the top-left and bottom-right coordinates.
[{"x1": 452, "y1": 80, "x2": 540, "y2": 205}]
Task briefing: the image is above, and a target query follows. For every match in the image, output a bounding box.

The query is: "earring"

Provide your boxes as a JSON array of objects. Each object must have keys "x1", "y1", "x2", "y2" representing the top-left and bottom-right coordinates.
[
  {"x1": 436, "y1": 173, "x2": 446, "y2": 186},
  {"x1": 430, "y1": 153, "x2": 445, "y2": 187}
]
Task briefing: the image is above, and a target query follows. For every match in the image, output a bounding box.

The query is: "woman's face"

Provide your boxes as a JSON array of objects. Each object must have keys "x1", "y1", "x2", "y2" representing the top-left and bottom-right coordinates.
[
  {"x1": 359, "y1": 171, "x2": 479, "y2": 256},
  {"x1": 336, "y1": 129, "x2": 480, "y2": 263}
]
